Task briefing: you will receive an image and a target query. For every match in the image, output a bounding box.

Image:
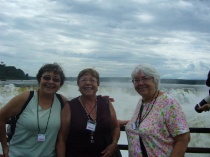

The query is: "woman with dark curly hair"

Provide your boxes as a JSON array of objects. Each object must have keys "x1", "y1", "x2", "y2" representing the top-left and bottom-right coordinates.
[{"x1": 0, "y1": 63, "x2": 67, "y2": 157}]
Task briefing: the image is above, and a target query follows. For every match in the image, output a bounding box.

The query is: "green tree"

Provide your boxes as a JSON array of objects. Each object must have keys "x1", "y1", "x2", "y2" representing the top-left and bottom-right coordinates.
[{"x1": 0, "y1": 64, "x2": 30, "y2": 80}]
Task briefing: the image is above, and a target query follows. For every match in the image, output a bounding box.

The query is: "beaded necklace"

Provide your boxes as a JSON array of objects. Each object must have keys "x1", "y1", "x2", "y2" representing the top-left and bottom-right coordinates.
[
  {"x1": 80, "y1": 96, "x2": 97, "y2": 143},
  {"x1": 80, "y1": 96, "x2": 97, "y2": 121}
]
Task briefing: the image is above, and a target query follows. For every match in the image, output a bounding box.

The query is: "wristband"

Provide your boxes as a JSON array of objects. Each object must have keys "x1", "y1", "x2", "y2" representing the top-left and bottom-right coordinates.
[{"x1": 112, "y1": 140, "x2": 118, "y2": 144}]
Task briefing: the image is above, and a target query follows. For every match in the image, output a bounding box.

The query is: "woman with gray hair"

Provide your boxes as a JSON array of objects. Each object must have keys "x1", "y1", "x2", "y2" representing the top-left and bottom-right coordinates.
[{"x1": 125, "y1": 63, "x2": 190, "y2": 157}]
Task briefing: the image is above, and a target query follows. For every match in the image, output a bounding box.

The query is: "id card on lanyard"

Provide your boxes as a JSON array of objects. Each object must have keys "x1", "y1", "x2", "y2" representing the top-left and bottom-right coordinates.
[
  {"x1": 86, "y1": 120, "x2": 96, "y2": 132},
  {"x1": 37, "y1": 134, "x2": 45, "y2": 141}
]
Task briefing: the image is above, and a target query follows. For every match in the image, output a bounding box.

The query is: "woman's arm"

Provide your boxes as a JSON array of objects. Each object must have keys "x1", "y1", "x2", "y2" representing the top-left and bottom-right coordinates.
[
  {"x1": 56, "y1": 102, "x2": 71, "y2": 157},
  {"x1": 164, "y1": 97, "x2": 190, "y2": 157},
  {"x1": 60, "y1": 94, "x2": 68, "y2": 106},
  {"x1": 164, "y1": 99, "x2": 190, "y2": 157},
  {"x1": 0, "y1": 91, "x2": 30, "y2": 157},
  {"x1": 196, "y1": 95, "x2": 210, "y2": 112},
  {"x1": 110, "y1": 102, "x2": 120, "y2": 144},
  {"x1": 118, "y1": 120, "x2": 129, "y2": 127},
  {"x1": 198, "y1": 103, "x2": 210, "y2": 112},
  {"x1": 101, "y1": 102, "x2": 120, "y2": 157},
  {"x1": 170, "y1": 132, "x2": 190, "y2": 157}
]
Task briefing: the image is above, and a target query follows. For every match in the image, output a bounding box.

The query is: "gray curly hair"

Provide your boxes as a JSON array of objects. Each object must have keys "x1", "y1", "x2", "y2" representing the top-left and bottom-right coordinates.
[{"x1": 131, "y1": 63, "x2": 160, "y2": 89}]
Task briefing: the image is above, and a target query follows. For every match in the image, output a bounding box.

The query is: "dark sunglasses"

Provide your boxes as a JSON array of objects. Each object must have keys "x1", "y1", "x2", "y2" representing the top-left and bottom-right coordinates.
[{"x1": 42, "y1": 75, "x2": 61, "y2": 82}]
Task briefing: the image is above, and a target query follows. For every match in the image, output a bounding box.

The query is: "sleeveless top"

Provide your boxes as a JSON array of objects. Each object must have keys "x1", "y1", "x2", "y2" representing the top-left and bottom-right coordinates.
[
  {"x1": 66, "y1": 96, "x2": 112, "y2": 157},
  {"x1": 9, "y1": 91, "x2": 62, "y2": 157}
]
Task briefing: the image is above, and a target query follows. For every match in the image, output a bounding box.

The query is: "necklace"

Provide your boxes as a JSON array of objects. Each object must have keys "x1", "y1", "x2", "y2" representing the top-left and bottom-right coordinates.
[
  {"x1": 136, "y1": 90, "x2": 159, "y2": 128},
  {"x1": 80, "y1": 96, "x2": 98, "y2": 144},
  {"x1": 80, "y1": 96, "x2": 97, "y2": 121}
]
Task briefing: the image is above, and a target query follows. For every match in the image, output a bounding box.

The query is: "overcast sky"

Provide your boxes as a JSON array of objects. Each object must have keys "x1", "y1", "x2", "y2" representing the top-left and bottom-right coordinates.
[{"x1": 0, "y1": 0, "x2": 210, "y2": 79}]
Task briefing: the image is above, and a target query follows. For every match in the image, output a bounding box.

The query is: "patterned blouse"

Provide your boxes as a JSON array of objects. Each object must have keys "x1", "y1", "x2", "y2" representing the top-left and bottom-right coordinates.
[{"x1": 125, "y1": 93, "x2": 189, "y2": 157}]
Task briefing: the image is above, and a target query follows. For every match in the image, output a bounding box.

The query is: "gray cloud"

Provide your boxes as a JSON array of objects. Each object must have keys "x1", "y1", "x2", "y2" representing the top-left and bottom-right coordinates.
[{"x1": 0, "y1": 0, "x2": 210, "y2": 79}]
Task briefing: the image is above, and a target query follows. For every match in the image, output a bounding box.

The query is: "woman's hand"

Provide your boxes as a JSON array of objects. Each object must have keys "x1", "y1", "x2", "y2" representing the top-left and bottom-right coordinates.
[
  {"x1": 118, "y1": 119, "x2": 129, "y2": 126},
  {"x1": 198, "y1": 104, "x2": 210, "y2": 112},
  {"x1": 100, "y1": 142, "x2": 117, "y2": 157},
  {"x1": 99, "y1": 95, "x2": 115, "y2": 102}
]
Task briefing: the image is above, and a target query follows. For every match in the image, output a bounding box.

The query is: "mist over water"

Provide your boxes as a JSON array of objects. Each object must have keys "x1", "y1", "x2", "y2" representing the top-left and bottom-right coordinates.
[{"x1": 0, "y1": 80, "x2": 210, "y2": 157}]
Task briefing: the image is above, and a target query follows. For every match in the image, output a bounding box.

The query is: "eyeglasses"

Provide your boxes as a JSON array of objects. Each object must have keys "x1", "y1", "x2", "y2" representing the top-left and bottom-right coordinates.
[
  {"x1": 42, "y1": 75, "x2": 61, "y2": 82},
  {"x1": 79, "y1": 78, "x2": 98, "y2": 83},
  {"x1": 132, "y1": 77, "x2": 152, "y2": 84}
]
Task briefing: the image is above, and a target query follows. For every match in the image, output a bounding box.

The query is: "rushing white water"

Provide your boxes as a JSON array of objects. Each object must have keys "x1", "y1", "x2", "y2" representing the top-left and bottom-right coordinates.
[{"x1": 0, "y1": 80, "x2": 210, "y2": 157}]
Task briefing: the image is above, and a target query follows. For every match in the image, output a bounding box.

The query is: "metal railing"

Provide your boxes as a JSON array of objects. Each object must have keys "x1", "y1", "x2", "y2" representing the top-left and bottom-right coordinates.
[
  {"x1": 119, "y1": 126, "x2": 210, "y2": 154},
  {"x1": 1, "y1": 126, "x2": 210, "y2": 156}
]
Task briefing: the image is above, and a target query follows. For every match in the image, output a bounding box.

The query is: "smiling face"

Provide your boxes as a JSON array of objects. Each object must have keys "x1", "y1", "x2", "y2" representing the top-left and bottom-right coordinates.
[
  {"x1": 39, "y1": 71, "x2": 61, "y2": 94},
  {"x1": 78, "y1": 72, "x2": 99, "y2": 97},
  {"x1": 36, "y1": 63, "x2": 65, "y2": 87},
  {"x1": 132, "y1": 71, "x2": 157, "y2": 98}
]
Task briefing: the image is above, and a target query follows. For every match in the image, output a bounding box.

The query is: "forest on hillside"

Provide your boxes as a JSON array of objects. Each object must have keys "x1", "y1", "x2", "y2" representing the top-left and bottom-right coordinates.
[{"x1": 0, "y1": 62, "x2": 29, "y2": 80}]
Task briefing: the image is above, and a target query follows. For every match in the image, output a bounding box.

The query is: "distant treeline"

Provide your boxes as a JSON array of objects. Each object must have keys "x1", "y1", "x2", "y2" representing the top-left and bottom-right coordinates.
[
  {"x1": 66, "y1": 77, "x2": 205, "y2": 85},
  {"x1": 0, "y1": 63, "x2": 29, "y2": 80},
  {"x1": 2, "y1": 67, "x2": 205, "y2": 85},
  {"x1": 160, "y1": 79, "x2": 205, "y2": 85}
]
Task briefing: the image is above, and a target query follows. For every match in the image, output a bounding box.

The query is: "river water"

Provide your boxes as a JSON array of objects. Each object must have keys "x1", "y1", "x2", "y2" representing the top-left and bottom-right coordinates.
[{"x1": 0, "y1": 80, "x2": 210, "y2": 156}]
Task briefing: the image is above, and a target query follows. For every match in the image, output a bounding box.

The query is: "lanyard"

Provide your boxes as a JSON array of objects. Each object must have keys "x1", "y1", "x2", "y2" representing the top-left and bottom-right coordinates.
[
  {"x1": 136, "y1": 90, "x2": 159, "y2": 128},
  {"x1": 37, "y1": 94, "x2": 53, "y2": 134}
]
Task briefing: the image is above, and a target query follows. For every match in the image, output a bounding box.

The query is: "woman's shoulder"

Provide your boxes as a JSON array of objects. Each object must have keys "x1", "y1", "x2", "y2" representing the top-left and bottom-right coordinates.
[
  {"x1": 159, "y1": 92, "x2": 176, "y2": 100},
  {"x1": 157, "y1": 92, "x2": 180, "y2": 106},
  {"x1": 0, "y1": 91, "x2": 33, "y2": 117},
  {"x1": 68, "y1": 96, "x2": 80, "y2": 104},
  {"x1": 97, "y1": 95, "x2": 108, "y2": 103},
  {"x1": 14, "y1": 91, "x2": 33, "y2": 102}
]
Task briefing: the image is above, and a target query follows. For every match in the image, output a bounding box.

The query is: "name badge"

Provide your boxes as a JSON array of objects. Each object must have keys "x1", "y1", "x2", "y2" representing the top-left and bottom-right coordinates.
[
  {"x1": 86, "y1": 120, "x2": 96, "y2": 131},
  {"x1": 37, "y1": 134, "x2": 45, "y2": 141},
  {"x1": 131, "y1": 122, "x2": 137, "y2": 130}
]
